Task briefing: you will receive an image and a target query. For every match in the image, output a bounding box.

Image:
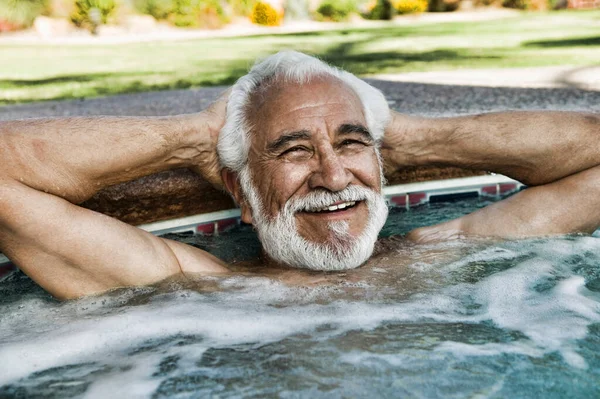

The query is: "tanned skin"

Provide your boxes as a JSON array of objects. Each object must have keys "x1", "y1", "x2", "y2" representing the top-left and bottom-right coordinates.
[
  {"x1": 383, "y1": 111, "x2": 600, "y2": 241},
  {"x1": 0, "y1": 85, "x2": 598, "y2": 299},
  {"x1": 0, "y1": 96, "x2": 231, "y2": 300}
]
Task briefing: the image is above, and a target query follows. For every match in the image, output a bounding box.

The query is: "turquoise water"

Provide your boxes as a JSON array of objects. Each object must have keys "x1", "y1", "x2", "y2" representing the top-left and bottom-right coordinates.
[{"x1": 1, "y1": 198, "x2": 599, "y2": 398}]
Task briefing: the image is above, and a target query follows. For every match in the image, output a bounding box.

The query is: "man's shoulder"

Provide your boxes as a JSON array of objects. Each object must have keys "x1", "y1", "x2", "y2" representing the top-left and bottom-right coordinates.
[{"x1": 162, "y1": 239, "x2": 230, "y2": 276}]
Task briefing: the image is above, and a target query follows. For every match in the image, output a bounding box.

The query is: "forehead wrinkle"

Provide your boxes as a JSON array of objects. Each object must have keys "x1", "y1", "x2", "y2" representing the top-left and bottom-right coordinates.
[
  {"x1": 246, "y1": 77, "x2": 367, "y2": 158},
  {"x1": 275, "y1": 102, "x2": 360, "y2": 120},
  {"x1": 249, "y1": 74, "x2": 362, "y2": 116}
]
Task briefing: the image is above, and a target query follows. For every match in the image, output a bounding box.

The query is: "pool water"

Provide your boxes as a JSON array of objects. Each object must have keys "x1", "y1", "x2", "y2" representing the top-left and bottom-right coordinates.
[{"x1": 1, "y1": 197, "x2": 599, "y2": 398}]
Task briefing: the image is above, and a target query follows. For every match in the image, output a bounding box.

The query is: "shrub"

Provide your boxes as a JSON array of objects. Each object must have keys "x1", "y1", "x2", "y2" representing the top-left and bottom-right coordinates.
[
  {"x1": 134, "y1": 0, "x2": 228, "y2": 28},
  {"x1": 315, "y1": 0, "x2": 356, "y2": 22},
  {"x1": 0, "y1": 0, "x2": 50, "y2": 28},
  {"x1": 428, "y1": 0, "x2": 460, "y2": 11},
  {"x1": 528, "y1": 0, "x2": 548, "y2": 9},
  {"x1": 71, "y1": 0, "x2": 118, "y2": 29},
  {"x1": 134, "y1": 0, "x2": 173, "y2": 20},
  {"x1": 364, "y1": 0, "x2": 393, "y2": 20},
  {"x1": 548, "y1": 0, "x2": 568, "y2": 9},
  {"x1": 250, "y1": 1, "x2": 280, "y2": 26},
  {"x1": 502, "y1": 0, "x2": 547, "y2": 9},
  {"x1": 501, "y1": 0, "x2": 528, "y2": 7},
  {"x1": 393, "y1": 0, "x2": 427, "y2": 13},
  {"x1": 174, "y1": 0, "x2": 228, "y2": 28},
  {"x1": 229, "y1": 0, "x2": 255, "y2": 16}
]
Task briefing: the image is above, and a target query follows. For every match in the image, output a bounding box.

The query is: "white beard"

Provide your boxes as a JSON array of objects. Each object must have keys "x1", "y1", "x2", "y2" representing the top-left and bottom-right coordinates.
[{"x1": 238, "y1": 166, "x2": 389, "y2": 271}]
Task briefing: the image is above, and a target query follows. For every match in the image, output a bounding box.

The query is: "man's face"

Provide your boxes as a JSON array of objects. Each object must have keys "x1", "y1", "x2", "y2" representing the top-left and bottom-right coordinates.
[{"x1": 234, "y1": 76, "x2": 388, "y2": 270}]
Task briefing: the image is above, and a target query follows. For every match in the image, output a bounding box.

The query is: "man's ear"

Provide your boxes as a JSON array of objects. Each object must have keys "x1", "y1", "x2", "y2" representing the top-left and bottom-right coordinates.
[{"x1": 221, "y1": 169, "x2": 253, "y2": 225}]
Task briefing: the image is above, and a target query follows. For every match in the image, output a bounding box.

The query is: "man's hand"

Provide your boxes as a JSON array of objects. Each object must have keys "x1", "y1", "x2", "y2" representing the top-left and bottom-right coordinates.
[
  {"x1": 381, "y1": 111, "x2": 441, "y2": 174},
  {"x1": 187, "y1": 88, "x2": 230, "y2": 190}
]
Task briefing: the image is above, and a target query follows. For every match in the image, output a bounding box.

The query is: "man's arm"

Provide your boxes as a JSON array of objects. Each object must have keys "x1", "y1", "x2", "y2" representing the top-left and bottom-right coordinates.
[
  {"x1": 383, "y1": 111, "x2": 600, "y2": 186},
  {"x1": 383, "y1": 110, "x2": 600, "y2": 240},
  {"x1": 0, "y1": 99, "x2": 229, "y2": 299}
]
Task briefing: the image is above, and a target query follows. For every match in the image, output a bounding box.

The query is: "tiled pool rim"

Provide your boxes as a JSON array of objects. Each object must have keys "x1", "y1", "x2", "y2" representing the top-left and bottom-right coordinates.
[{"x1": 0, "y1": 174, "x2": 523, "y2": 280}]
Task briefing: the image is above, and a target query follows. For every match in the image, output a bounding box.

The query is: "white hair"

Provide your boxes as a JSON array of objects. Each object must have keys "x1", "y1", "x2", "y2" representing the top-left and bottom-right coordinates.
[{"x1": 218, "y1": 50, "x2": 391, "y2": 172}]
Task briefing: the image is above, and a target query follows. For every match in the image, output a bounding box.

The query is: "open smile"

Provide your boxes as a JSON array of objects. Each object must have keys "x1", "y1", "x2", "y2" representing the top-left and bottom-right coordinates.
[
  {"x1": 303, "y1": 200, "x2": 360, "y2": 214},
  {"x1": 295, "y1": 200, "x2": 369, "y2": 237}
]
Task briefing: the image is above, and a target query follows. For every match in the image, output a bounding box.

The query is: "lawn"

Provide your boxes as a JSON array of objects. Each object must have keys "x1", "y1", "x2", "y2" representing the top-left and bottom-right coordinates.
[{"x1": 1, "y1": 10, "x2": 599, "y2": 105}]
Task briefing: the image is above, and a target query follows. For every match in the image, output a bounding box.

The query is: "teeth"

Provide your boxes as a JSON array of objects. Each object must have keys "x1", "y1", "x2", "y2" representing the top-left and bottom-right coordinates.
[{"x1": 307, "y1": 201, "x2": 356, "y2": 213}]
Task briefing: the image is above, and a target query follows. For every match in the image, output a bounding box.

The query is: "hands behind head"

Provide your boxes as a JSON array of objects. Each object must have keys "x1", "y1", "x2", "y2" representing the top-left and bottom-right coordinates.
[
  {"x1": 190, "y1": 96, "x2": 415, "y2": 191},
  {"x1": 188, "y1": 88, "x2": 231, "y2": 190},
  {"x1": 380, "y1": 111, "x2": 426, "y2": 172}
]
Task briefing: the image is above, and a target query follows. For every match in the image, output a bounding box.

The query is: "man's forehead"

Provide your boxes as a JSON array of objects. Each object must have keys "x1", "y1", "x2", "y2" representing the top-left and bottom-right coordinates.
[
  {"x1": 258, "y1": 75, "x2": 361, "y2": 106},
  {"x1": 248, "y1": 75, "x2": 367, "y2": 143}
]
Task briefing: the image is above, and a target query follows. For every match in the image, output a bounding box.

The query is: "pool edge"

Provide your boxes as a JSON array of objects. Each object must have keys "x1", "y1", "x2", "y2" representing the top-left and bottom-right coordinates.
[{"x1": 0, "y1": 175, "x2": 523, "y2": 273}]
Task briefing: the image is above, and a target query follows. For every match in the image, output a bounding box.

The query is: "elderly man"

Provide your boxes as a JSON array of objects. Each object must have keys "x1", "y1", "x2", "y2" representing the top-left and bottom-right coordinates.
[{"x1": 1, "y1": 51, "x2": 599, "y2": 299}]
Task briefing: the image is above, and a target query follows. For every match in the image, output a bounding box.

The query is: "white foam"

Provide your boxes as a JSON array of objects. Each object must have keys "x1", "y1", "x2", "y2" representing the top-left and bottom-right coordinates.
[
  {"x1": 83, "y1": 351, "x2": 165, "y2": 399},
  {"x1": 0, "y1": 236, "x2": 599, "y2": 394},
  {"x1": 431, "y1": 239, "x2": 600, "y2": 368}
]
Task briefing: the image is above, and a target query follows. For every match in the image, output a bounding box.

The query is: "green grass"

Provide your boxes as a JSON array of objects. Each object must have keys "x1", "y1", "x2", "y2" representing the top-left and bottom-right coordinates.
[{"x1": 2, "y1": 10, "x2": 600, "y2": 105}]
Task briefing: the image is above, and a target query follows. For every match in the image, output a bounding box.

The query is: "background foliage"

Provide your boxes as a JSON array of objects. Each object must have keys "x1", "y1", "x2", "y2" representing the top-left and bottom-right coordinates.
[
  {"x1": 133, "y1": 0, "x2": 228, "y2": 28},
  {"x1": 428, "y1": 0, "x2": 461, "y2": 12},
  {"x1": 0, "y1": 0, "x2": 50, "y2": 28},
  {"x1": 2, "y1": 10, "x2": 599, "y2": 104},
  {"x1": 230, "y1": 0, "x2": 255, "y2": 16},
  {"x1": 393, "y1": 0, "x2": 428, "y2": 14},
  {"x1": 0, "y1": 0, "x2": 582, "y2": 30},
  {"x1": 71, "y1": 0, "x2": 117, "y2": 28},
  {"x1": 364, "y1": 0, "x2": 394, "y2": 19},
  {"x1": 315, "y1": 0, "x2": 357, "y2": 21},
  {"x1": 250, "y1": 1, "x2": 281, "y2": 25},
  {"x1": 133, "y1": 0, "x2": 173, "y2": 20}
]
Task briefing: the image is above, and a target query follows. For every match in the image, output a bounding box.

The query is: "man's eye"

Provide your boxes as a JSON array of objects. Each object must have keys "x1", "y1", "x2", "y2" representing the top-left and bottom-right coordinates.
[
  {"x1": 341, "y1": 139, "x2": 367, "y2": 147},
  {"x1": 281, "y1": 146, "x2": 309, "y2": 156}
]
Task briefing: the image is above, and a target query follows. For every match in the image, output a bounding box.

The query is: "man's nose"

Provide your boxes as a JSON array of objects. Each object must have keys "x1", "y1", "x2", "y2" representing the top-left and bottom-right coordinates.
[{"x1": 308, "y1": 149, "x2": 352, "y2": 192}]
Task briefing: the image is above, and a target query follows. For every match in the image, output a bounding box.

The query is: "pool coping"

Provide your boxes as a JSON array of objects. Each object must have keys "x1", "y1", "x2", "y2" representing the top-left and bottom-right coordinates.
[{"x1": 0, "y1": 174, "x2": 523, "y2": 279}]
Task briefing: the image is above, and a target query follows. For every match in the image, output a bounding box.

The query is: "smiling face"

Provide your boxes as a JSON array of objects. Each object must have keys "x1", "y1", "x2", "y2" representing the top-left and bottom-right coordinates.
[{"x1": 225, "y1": 75, "x2": 388, "y2": 270}]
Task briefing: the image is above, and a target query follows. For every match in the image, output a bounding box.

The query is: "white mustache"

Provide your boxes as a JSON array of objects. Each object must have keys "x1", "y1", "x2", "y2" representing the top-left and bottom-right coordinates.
[{"x1": 284, "y1": 185, "x2": 376, "y2": 214}]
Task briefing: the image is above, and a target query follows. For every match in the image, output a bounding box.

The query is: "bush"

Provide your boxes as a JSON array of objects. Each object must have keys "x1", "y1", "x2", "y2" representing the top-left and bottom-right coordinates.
[
  {"x1": 428, "y1": 0, "x2": 460, "y2": 11},
  {"x1": 315, "y1": 0, "x2": 356, "y2": 22},
  {"x1": 502, "y1": 0, "x2": 548, "y2": 8},
  {"x1": 501, "y1": 0, "x2": 528, "y2": 7},
  {"x1": 134, "y1": 0, "x2": 173, "y2": 19},
  {"x1": 134, "y1": 0, "x2": 228, "y2": 28},
  {"x1": 250, "y1": 1, "x2": 280, "y2": 26},
  {"x1": 472, "y1": 0, "x2": 498, "y2": 6},
  {"x1": 364, "y1": 0, "x2": 393, "y2": 20},
  {"x1": 229, "y1": 0, "x2": 255, "y2": 16},
  {"x1": 71, "y1": 0, "x2": 118, "y2": 30},
  {"x1": 0, "y1": 0, "x2": 50, "y2": 28},
  {"x1": 393, "y1": 0, "x2": 427, "y2": 13},
  {"x1": 175, "y1": 0, "x2": 228, "y2": 28},
  {"x1": 548, "y1": 0, "x2": 567, "y2": 8}
]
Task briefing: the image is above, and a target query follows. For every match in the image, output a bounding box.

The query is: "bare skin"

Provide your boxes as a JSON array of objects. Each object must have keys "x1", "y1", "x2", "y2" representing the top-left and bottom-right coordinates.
[
  {"x1": 383, "y1": 112, "x2": 600, "y2": 241},
  {"x1": 0, "y1": 96, "x2": 231, "y2": 300},
  {"x1": 222, "y1": 77, "x2": 381, "y2": 245},
  {"x1": 1, "y1": 81, "x2": 599, "y2": 299}
]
